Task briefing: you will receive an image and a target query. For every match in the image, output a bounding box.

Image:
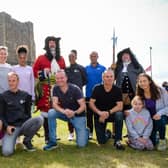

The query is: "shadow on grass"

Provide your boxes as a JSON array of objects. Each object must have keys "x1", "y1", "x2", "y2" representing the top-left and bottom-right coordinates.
[{"x1": 0, "y1": 138, "x2": 168, "y2": 168}]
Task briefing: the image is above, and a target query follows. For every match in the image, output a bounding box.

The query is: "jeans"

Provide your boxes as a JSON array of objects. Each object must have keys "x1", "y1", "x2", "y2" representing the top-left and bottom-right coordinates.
[
  {"x1": 94, "y1": 111, "x2": 124, "y2": 144},
  {"x1": 150, "y1": 115, "x2": 167, "y2": 146},
  {"x1": 2, "y1": 116, "x2": 43, "y2": 156},
  {"x1": 48, "y1": 108, "x2": 89, "y2": 147}
]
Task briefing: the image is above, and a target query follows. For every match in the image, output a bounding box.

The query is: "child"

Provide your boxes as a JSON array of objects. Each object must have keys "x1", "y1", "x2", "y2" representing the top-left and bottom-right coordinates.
[{"x1": 126, "y1": 96, "x2": 154, "y2": 150}]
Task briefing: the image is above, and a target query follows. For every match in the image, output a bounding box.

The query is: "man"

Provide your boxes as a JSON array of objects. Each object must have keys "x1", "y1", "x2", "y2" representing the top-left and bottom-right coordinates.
[
  {"x1": 65, "y1": 49, "x2": 87, "y2": 140},
  {"x1": 85, "y1": 51, "x2": 106, "y2": 139},
  {"x1": 89, "y1": 69, "x2": 125, "y2": 150},
  {"x1": 33, "y1": 36, "x2": 66, "y2": 143},
  {"x1": 0, "y1": 72, "x2": 43, "y2": 156},
  {"x1": 43, "y1": 70, "x2": 88, "y2": 150}
]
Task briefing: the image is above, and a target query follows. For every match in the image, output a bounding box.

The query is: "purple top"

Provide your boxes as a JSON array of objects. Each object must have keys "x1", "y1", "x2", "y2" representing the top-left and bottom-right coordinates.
[{"x1": 145, "y1": 99, "x2": 156, "y2": 117}]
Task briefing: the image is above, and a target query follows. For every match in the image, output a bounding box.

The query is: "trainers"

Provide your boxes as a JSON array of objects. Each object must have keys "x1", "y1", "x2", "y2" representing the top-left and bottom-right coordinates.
[
  {"x1": 23, "y1": 141, "x2": 36, "y2": 152},
  {"x1": 114, "y1": 140, "x2": 125, "y2": 150},
  {"x1": 157, "y1": 139, "x2": 167, "y2": 151},
  {"x1": 68, "y1": 133, "x2": 74, "y2": 141},
  {"x1": 89, "y1": 133, "x2": 93, "y2": 140},
  {"x1": 43, "y1": 142, "x2": 58, "y2": 151}
]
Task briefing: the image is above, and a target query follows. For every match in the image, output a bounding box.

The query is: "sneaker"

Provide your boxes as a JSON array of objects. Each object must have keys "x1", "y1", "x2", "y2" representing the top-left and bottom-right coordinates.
[
  {"x1": 43, "y1": 142, "x2": 58, "y2": 151},
  {"x1": 157, "y1": 139, "x2": 167, "y2": 151},
  {"x1": 68, "y1": 133, "x2": 74, "y2": 141},
  {"x1": 114, "y1": 140, "x2": 125, "y2": 150},
  {"x1": 23, "y1": 141, "x2": 36, "y2": 152},
  {"x1": 89, "y1": 133, "x2": 93, "y2": 140}
]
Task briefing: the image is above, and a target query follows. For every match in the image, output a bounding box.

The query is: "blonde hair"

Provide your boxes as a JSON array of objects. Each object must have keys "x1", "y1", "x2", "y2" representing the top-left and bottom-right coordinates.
[
  {"x1": 131, "y1": 96, "x2": 144, "y2": 107},
  {"x1": 8, "y1": 71, "x2": 19, "y2": 81},
  {"x1": 0, "y1": 46, "x2": 8, "y2": 56}
]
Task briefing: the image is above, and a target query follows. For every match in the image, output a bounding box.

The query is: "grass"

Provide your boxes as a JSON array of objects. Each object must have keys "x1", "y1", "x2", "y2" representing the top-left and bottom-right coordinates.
[{"x1": 0, "y1": 116, "x2": 168, "y2": 168}]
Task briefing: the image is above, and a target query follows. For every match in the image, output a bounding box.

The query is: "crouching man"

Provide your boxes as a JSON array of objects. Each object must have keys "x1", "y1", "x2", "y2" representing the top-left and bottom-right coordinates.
[
  {"x1": 43, "y1": 70, "x2": 88, "y2": 150},
  {"x1": 0, "y1": 72, "x2": 43, "y2": 156}
]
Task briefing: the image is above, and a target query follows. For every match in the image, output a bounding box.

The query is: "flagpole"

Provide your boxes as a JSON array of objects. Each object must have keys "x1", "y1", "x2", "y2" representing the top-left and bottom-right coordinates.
[
  {"x1": 150, "y1": 46, "x2": 152, "y2": 78},
  {"x1": 111, "y1": 28, "x2": 117, "y2": 69}
]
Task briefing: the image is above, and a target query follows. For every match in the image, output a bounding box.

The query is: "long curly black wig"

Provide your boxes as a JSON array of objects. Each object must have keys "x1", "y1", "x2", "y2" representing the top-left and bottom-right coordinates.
[{"x1": 44, "y1": 36, "x2": 61, "y2": 61}]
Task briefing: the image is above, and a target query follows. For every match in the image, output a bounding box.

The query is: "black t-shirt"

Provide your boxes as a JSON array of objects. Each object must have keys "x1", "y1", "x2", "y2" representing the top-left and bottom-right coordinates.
[
  {"x1": 91, "y1": 84, "x2": 122, "y2": 112},
  {"x1": 53, "y1": 83, "x2": 85, "y2": 116}
]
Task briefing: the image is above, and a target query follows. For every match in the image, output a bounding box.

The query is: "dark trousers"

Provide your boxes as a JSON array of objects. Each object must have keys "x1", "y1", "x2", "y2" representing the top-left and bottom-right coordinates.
[
  {"x1": 150, "y1": 115, "x2": 167, "y2": 146},
  {"x1": 94, "y1": 111, "x2": 124, "y2": 144},
  {"x1": 68, "y1": 122, "x2": 74, "y2": 133},
  {"x1": 43, "y1": 118, "x2": 49, "y2": 141},
  {"x1": 86, "y1": 98, "x2": 94, "y2": 133}
]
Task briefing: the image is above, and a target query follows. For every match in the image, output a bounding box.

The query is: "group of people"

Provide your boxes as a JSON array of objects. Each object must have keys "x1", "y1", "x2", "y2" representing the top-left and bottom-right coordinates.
[{"x1": 0, "y1": 36, "x2": 168, "y2": 157}]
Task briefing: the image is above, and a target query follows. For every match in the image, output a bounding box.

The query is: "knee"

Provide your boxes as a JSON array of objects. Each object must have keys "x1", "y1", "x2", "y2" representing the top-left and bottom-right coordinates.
[
  {"x1": 48, "y1": 109, "x2": 56, "y2": 118},
  {"x1": 115, "y1": 112, "x2": 124, "y2": 121},
  {"x1": 35, "y1": 116, "x2": 44, "y2": 127},
  {"x1": 2, "y1": 148, "x2": 14, "y2": 157}
]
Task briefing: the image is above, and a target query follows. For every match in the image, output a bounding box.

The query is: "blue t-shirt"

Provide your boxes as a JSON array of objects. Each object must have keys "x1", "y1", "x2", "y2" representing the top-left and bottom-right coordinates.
[
  {"x1": 85, "y1": 63, "x2": 106, "y2": 98},
  {"x1": 53, "y1": 83, "x2": 85, "y2": 116}
]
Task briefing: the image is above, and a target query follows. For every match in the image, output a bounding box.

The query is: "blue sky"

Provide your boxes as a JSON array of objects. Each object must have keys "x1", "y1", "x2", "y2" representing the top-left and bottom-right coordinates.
[{"x1": 1, "y1": 0, "x2": 168, "y2": 84}]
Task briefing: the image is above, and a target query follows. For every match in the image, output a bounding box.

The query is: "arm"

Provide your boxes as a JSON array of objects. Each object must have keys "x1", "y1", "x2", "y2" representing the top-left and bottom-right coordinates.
[
  {"x1": 143, "y1": 116, "x2": 153, "y2": 139},
  {"x1": 126, "y1": 115, "x2": 139, "y2": 139},
  {"x1": 74, "y1": 98, "x2": 86, "y2": 114},
  {"x1": 108, "y1": 101, "x2": 123, "y2": 114}
]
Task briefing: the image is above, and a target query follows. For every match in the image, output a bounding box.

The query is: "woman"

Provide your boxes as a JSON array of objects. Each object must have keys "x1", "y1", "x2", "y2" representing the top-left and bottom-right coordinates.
[
  {"x1": 0, "y1": 46, "x2": 12, "y2": 93},
  {"x1": 136, "y1": 73, "x2": 168, "y2": 151},
  {"x1": 0, "y1": 46, "x2": 12, "y2": 144}
]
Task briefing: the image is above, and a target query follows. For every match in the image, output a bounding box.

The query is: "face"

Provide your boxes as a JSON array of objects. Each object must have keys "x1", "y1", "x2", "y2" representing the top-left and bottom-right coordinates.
[
  {"x1": 0, "y1": 48, "x2": 7, "y2": 64},
  {"x1": 138, "y1": 76, "x2": 150, "y2": 90},
  {"x1": 69, "y1": 52, "x2": 76, "y2": 64},
  {"x1": 103, "y1": 70, "x2": 115, "y2": 85},
  {"x1": 90, "y1": 52, "x2": 98, "y2": 64},
  {"x1": 122, "y1": 53, "x2": 131, "y2": 62},
  {"x1": 18, "y1": 53, "x2": 27, "y2": 66},
  {"x1": 55, "y1": 71, "x2": 67, "y2": 87},
  {"x1": 8, "y1": 74, "x2": 19, "y2": 91},
  {"x1": 48, "y1": 40, "x2": 56, "y2": 49},
  {"x1": 133, "y1": 99, "x2": 144, "y2": 112}
]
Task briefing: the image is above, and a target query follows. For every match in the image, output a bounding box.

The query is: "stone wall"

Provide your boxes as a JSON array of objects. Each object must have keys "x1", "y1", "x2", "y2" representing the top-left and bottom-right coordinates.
[{"x1": 0, "y1": 12, "x2": 35, "y2": 65}]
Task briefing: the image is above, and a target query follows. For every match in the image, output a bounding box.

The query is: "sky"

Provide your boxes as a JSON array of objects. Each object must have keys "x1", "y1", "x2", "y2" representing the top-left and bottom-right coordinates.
[{"x1": 1, "y1": 0, "x2": 168, "y2": 85}]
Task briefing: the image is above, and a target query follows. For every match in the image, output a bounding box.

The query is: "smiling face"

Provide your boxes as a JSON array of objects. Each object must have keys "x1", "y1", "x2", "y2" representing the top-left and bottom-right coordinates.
[
  {"x1": 0, "y1": 48, "x2": 8, "y2": 64},
  {"x1": 122, "y1": 53, "x2": 131, "y2": 63},
  {"x1": 137, "y1": 75, "x2": 151, "y2": 91},
  {"x1": 55, "y1": 70, "x2": 68, "y2": 87},
  {"x1": 132, "y1": 98, "x2": 144, "y2": 113},
  {"x1": 102, "y1": 70, "x2": 115, "y2": 86},
  {"x1": 18, "y1": 53, "x2": 27, "y2": 66},
  {"x1": 8, "y1": 72, "x2": 19, "y2": 92}
]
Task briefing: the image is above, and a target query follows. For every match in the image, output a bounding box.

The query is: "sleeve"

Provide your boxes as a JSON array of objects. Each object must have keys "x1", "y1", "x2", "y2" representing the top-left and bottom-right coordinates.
[
  {"x1": 30, "y1": 68, "x2": 35, "y2": 101},
  {"x1": 33, "y1": 57, "x2": 41, "y2": 78},
  {"x1": 90, "y1": 85, "x2": 99, "y2": 100},
  {"x1": 143, "y1": 113, "x2": 153, "y2": 139},
  {"x1": 74, "y1": 85, "x2": 83, "y2": 100},
  {"x1": 157, "y1": 88, "x2": 168, "y2": 116},
  {"x1": 25, "y1": 94, "x2": 32, "y2": 118},
  {"x1": 115, "y1": 87, "x2": 123, "y2": 102},
  {"x1": 80, "y1": 67, "x2": 87, "y2": 86},
  {"x1": 0, "y1": 95, "x2": 8, "y2": 129},
  {"x1": 126, "y1": 114, "x2": 139, "y2": 139}
]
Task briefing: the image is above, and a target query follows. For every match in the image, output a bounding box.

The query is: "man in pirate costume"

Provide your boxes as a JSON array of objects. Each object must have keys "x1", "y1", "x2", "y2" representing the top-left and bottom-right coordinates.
[
  {"x1": 115, "y1": 48, "x2": 144, "y2": 111},
  {"x1": 33, "y1": 36, "x2": 66, "y2": 143}
]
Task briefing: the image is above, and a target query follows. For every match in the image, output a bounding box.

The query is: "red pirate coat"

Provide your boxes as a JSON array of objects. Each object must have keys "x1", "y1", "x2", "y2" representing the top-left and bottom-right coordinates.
[{"x1": 33, "y1": 55, "x2": 66, "y2": 112}]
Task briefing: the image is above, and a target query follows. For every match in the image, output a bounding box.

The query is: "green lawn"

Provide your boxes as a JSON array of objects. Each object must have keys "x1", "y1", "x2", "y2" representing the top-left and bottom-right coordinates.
[{"x1": 0, "y1": 119, "x2": 168, "y2": 168}]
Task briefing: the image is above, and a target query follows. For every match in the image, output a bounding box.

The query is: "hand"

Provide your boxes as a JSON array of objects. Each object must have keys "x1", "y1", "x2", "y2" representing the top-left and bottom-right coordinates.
[
  {"x1": 64, "y1": 109, "x2": 75, "y2": 118},
  {"x1": 99, "y1": 111, "x2": 109, "y2": 123},
  {"x1": 137, "y1": 137, "x2": 147, "y2": 144},
  {"x1": 7, "y1": 126, "x2": 15, "y2": 135},
  {"x1": 44, "y1": 68, "x2": 51, "y2": 75},
  {"x1": 124, "y1": 110, "x2": 130, "y2": 117},
  {"x1": 153, "y1": 114, "x2": 161, "y2": 120}
]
